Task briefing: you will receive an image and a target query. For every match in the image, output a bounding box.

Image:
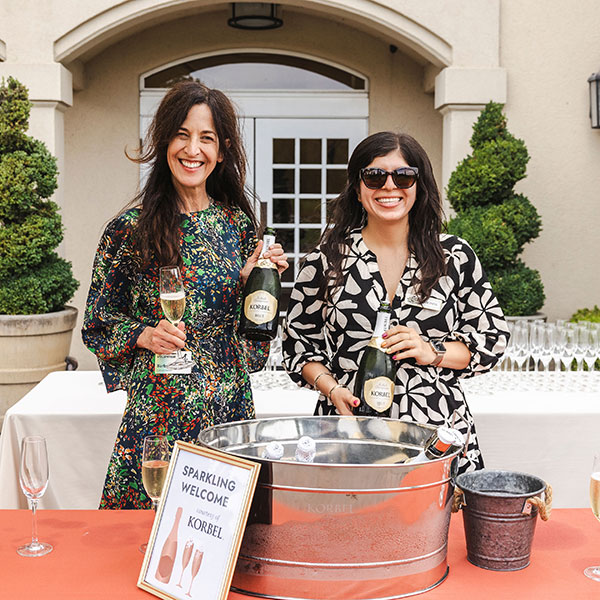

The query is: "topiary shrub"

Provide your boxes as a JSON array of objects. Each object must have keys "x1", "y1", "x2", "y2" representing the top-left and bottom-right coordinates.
[
  {"x1": 0, "y1": 77, "x2": 78, "y2": 314},
  {"x1": 446, "y1": 101, "x2": 544, "y2": 316}
]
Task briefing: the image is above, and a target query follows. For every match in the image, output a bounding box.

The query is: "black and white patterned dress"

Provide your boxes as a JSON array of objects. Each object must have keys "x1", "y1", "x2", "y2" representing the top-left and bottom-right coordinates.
[{"x1": 282, "y1": 230, "x2": 509, "y2": 473}]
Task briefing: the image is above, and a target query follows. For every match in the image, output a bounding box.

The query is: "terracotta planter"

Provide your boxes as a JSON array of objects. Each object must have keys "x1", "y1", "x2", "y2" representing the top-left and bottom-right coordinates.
[{"x1": 0, "y1": 306, "x2": 78, "y2": 424}]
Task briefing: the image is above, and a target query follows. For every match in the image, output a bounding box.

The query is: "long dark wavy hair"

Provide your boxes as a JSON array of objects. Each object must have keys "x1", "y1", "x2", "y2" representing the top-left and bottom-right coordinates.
[
  {"x1": 319, "y1": 131, "x2": 446, "y2": 301},
  {"x1": 127, "y1": 80, "x2": 256, "y2": 268}
]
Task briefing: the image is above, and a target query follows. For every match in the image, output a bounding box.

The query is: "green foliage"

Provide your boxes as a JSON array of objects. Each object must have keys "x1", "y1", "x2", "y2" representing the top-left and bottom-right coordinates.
[
  {"x1": 488, "y1": 261, "x2": 545, "y2": 317},
  {"x1": 0, "y1": 77, "x2": 78, "y2": 315},
  {"x1": 570, "y1": 306, "x2": 600, "y2": 323},
  {"x1": 445, "y1": 101, "x2": 544, "y2": 316},
  {"x1": 470, "y1": 101, "x2": 507, "y2": 148},
  {"x1": 447, "y1": 207, "x2": 518, "y2": 270},
  {"x1": 446, "y1": 138, "x2": 529, "y2": 211}
]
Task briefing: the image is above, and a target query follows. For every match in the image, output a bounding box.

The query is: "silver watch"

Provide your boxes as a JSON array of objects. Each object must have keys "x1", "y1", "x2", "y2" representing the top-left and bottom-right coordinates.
[{"x1": 430, "y1": 340, "x2": 446, "y2": 367}]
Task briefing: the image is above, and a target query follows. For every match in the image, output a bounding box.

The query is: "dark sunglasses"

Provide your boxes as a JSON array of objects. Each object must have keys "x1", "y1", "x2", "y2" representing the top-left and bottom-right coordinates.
[{"x1": 359, "y1": 166, "x2": 419, "y2": 189}]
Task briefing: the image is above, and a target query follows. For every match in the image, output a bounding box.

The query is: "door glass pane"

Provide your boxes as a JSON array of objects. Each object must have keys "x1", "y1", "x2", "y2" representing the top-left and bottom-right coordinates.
[
  {"x1": 300, "y1": 139, "x2": 321, "y2": 164},
  {"x1": 275, "y1": 228, "x2": 294, "y2": 251},
  {"x1": 327, "y1": 139, "x2": 349, "y2": 164},
  {"x1": 273, "y1": 169, "x2": 295, "y2": 193},
  {"x1": 279, "y1": 289, "x2": 292, "y2": 316},
  {"x1": 273, "y1": 198, "x2": 294, "y2": 223},
  {"x1": 326, "y1": 169, "x2": 346, "y2": 194},
  {"x1": 300, "y1": 228, "x2": 320, "y2": 252},
  {"x1": 300, "y1": 199, "x2": 321, "y2": 223},
  {"x1": 300, "y1": 169, "x2": 321, "y2": 194},
  {"x1": 273, "y1": 139, "x2": 294, "y2": 164},
  {"x1": 281, "y1": 259, "x2": 295, "y2": 283}
]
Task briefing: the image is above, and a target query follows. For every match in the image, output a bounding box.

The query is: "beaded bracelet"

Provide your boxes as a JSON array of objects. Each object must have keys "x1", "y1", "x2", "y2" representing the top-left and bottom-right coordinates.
[
  {"x1": 312, "y1": 371, "x2": 332, "y2": 390},
  {"x1": 327, "y1": 383, "x2": 347, "y2": 401}
]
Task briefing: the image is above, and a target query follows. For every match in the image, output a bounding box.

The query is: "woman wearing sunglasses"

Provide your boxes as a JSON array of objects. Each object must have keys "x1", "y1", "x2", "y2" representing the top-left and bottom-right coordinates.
[{"x1": 282, "y1": 131, "x2": 509, "y2": 474}]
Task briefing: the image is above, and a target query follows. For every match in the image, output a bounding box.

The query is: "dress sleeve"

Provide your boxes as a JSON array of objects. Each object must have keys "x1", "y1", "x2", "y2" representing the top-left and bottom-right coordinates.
[
  {"x1": 452, "y1": 239, "x2": 510, "y2": 378},
  {"x1": 236, "y1": 211, "x2": 269, "y2": 373},
  {"x1": 81, "y1": 215, "x2": 146, "y2": 391},
  {"x1": 282, "y1": 250, "x2": 331, "y2": 388}
]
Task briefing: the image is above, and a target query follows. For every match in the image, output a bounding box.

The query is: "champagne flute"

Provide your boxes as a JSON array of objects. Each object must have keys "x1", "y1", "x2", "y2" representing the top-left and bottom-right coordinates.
[
  {"x1": 160, "y1": 266, "x2": 186, "y2": 358},
  {"x1": 140, "y1": 434, "x2": 170, "y2": 553},
  {"x1": 17, "y1": 436, "x2": 52, "y2": 557},
  {"x1": 585, "y1": 453, "x2": 600, "y2": 581},
  {"x1": 186, "y1": 548, "x2": 204, "y2": 597},
  {"x1": 176, "y1": 539, "x2": 194, "y2": 587}
]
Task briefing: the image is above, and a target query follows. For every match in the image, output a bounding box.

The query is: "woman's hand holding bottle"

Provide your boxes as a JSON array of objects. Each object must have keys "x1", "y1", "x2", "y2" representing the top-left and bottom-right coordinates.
[
  {"x1": 380, "y1": 324, "x2": 437, "y2": 365},
  {"x1": 240, "y1": 240, "x2": 288, "y2": 285}
]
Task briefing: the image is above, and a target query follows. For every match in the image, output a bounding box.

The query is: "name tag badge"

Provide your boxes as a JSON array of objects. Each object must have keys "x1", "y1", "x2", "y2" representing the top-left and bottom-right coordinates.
[
  {"x1": 155, "y1": 351, "x2": 194, "y2": 374},
  {"x1": 405, "y1": 292, "x2": 443, "y2": 312}
]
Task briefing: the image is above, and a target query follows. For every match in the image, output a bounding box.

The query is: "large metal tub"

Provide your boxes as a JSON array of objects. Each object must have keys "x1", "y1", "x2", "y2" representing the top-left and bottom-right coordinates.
[{"x1": 198, "y1": 416, "x2": 462, "y2": 600}]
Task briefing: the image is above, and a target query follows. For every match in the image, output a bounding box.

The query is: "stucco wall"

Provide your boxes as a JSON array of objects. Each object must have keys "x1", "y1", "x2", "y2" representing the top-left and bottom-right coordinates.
[
  {"x1": 63, "y1": 8, "x2": 442, "y2": 369},
  {"x1": 1, "y1": 0, "x2": 598, "y2": 373},
  {"x1": 499, "y1": 0, "x2": 600, "y2": 320}
]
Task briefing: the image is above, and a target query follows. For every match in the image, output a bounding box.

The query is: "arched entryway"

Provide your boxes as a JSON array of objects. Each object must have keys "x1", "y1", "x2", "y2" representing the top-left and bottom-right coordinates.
[{"x1": 140, "y1": 50, "x2": 369, "y2": 311}]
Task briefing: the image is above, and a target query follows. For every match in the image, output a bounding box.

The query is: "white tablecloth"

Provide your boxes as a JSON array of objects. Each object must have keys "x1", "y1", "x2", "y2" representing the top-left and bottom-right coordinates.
[
  {"x1": 1, "y1": 370, "x2": 599, "y2": 509},
  {"x1": 0, "y1": 370, "x2": 317, "y2": 510}
]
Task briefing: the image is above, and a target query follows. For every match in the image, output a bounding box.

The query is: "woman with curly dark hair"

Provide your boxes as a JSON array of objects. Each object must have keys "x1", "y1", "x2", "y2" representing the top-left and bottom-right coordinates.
[
  {"x1": 282, "y1": 131, "x2": 508, "y2": 473},
  {"x1": 83, "y1": 81, "x2": 287, "y2": 508}
]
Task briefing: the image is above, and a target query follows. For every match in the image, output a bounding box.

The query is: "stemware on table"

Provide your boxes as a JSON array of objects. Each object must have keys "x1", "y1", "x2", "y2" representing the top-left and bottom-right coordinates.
[
  {"x1": 140, "y1": 434, "x2": 170, "y2": 553},
  {"x1": 585, "y1": 452, "x2": 600, "y2": 581},
  {"x1": 18, "y1": 435, "x2": 52, "y2": 557}
]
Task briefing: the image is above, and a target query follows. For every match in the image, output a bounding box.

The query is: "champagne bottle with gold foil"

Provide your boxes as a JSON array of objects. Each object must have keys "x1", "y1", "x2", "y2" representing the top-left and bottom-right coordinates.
[
  {"x1": 353, "y1": 301, "x2": 396, "y2": 418},
  {"x1": 239, "y1": 228, "x2": 281, "y2": 341}
]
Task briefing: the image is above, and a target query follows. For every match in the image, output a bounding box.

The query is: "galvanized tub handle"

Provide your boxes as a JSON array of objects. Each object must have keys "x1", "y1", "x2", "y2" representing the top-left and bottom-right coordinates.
[{"x1": 452, "y1": 481, "x2": 552, "y2": 521}]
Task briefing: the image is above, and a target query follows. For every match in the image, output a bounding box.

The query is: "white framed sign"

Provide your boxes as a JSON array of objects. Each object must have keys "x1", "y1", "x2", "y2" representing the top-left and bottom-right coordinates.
[{"x1": 138, "y1": 440, "x2": 260, "y2": 600}]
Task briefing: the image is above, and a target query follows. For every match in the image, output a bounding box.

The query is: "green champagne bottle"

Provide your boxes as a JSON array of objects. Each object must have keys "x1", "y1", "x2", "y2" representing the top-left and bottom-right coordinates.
[
  {"x1": 353, "y1": 301, "x2": 396, "y2": 417},
  {"x1": 239, "y1": 228, "x2": 281, "y2": 341}
]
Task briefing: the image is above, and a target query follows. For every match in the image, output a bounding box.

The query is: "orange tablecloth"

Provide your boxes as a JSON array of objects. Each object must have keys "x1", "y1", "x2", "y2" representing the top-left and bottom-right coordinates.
[{"x1": 2, "y1": 508, "x2": 600, "y2": 599}]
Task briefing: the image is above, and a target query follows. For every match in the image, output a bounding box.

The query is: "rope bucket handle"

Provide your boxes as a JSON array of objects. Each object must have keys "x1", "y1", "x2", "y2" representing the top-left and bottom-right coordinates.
[
  {"x1": 451, "y1": 482, "x2": 553, "y2": 521},
  {"x1": 526, "y1": 483, "x2": 552, "y2": 521}
]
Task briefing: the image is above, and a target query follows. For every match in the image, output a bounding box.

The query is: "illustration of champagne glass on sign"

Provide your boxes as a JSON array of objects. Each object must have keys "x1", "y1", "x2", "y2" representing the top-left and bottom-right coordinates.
[
  {"x1": 176, "y1": 539, "x2": 194, "y2": 587},
  {"x1": 186, "y1": 548, "x2": 204, "y2": 597},
  {"x1": 160, "y1": 266, "x2": 186, "y2": 359},
  {"x1": 17, "y1": 436, "x2": 53, "y2": 557},
  {"x1": 586, "y1": 453, "x2": 600, "y2": 581},
  {"x1": 140, "y1": 435, "x2": 170, "y2": 553}
]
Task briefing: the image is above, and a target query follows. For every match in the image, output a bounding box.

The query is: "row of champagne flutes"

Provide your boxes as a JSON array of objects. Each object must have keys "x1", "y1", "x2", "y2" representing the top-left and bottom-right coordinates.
[
  {"x1": 502, "y1": 320, "x2": 600, "y2": 373},
  {"x1": 17, "y1": 435, "x2": 172, "y2": 558}
]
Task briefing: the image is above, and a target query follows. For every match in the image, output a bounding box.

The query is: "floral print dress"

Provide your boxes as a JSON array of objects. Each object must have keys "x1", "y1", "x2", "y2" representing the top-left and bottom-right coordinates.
[
  {"x1": 282, "y1": 231, "x2": 509, "y2": 474},
  {"x1": 82, "y1": 204, "x2": 267, "y2": 509}
]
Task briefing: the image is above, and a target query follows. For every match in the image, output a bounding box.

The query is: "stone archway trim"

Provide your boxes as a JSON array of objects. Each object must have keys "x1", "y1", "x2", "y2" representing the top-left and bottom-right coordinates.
[{"x1": 54, "y1": 0, "x2": 452, "y2": 68}]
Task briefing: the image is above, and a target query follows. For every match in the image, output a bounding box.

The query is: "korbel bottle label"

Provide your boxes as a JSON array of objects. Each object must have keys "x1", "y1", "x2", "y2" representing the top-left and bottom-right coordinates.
[
  {"x1": 364, "y1": 376, "x2": 394, "y2": 412},
  {"x1": 244, "y1": 290, "x2": 277, "y2": 324}
]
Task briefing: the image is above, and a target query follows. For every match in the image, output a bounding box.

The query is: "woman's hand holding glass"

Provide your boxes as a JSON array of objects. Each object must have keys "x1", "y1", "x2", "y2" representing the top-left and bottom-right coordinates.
[{"x1": 136, "y1": 320, "x2": 186, "y2": 355}]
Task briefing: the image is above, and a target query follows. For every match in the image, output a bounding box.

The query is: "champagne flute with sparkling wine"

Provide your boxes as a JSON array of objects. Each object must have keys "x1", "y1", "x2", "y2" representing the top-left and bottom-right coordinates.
[
  {"x1": 160, "y1": 266, "x2": 186, "y2": 358},
  {"x1": 140, "y1": 434, "x2": 170, "y2": 553},
  {"x1": 17, "y1": 436, "x2": 52, "y2": 557},
  {"x1": 585, "y1": 453, "x2": 600, "y2": 581}
]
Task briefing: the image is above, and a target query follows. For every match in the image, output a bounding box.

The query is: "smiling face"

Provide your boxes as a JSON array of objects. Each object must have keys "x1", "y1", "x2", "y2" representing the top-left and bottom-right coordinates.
[
  {"x1": 357, "y1": 149, "x2": 417, "y2": 228},
  {"x1": 166, "y1": 103, "x2": 223, "y2": 204}
]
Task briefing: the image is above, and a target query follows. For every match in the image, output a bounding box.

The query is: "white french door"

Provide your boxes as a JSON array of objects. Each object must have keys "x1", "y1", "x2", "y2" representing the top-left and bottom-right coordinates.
[{"x1": 253, "y1": 118, "x2": 367, "y2": 312}]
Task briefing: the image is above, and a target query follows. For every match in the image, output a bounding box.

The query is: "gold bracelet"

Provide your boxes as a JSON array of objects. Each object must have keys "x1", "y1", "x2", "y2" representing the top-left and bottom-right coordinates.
[
  {"x1": 312, "y1": 371, "x2": 332, "y2": 390},
  {"x1": 327, "y1": 383, "x2": 347, "y2": 401}
]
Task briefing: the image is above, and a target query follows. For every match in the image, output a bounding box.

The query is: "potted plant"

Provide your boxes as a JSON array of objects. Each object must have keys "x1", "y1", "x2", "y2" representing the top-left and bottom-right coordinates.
[
  {"x1": 446, "y1": 101, "x2": 545, "y2": 318},
  {"x1": 0, "y1": 77, "x2": 79, "y2": 420}
]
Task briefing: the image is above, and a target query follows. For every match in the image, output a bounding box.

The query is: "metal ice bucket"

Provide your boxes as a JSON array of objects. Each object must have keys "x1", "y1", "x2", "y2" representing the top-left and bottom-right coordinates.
[{"x1": 198, "y1": 416, "x2": 463, "y2": 600}]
